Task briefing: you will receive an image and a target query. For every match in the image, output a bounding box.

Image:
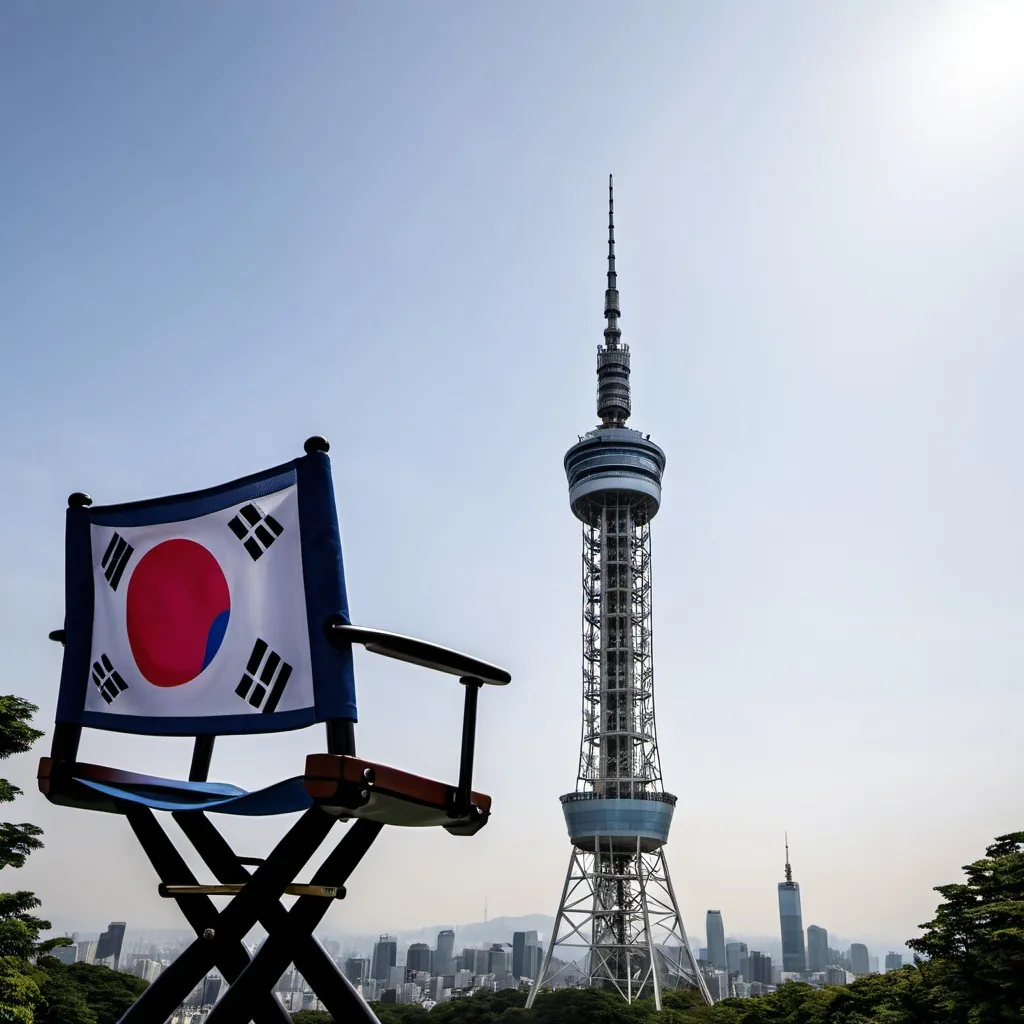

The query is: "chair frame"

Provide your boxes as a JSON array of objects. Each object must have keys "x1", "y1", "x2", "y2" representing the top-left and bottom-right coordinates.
[{"x1": 40, "y1": 444, "x2": 510, "y2": 1023}]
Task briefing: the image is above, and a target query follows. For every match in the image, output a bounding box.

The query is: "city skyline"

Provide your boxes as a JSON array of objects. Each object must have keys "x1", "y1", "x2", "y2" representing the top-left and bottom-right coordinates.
[{"x1": 4, "y1": 0, "x2": 1024, "y2": 948}]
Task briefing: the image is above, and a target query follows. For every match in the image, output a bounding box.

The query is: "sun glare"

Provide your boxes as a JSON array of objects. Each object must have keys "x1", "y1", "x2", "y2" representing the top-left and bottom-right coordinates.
[{"x1": 909, "y1": 1, "x2": 1024, "y2": 124}]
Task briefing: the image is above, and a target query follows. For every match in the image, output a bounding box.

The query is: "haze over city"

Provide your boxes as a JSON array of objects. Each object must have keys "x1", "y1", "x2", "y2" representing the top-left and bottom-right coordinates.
[{"x1": 4, "y1": 0, "x2": 1024, "y2": 964}]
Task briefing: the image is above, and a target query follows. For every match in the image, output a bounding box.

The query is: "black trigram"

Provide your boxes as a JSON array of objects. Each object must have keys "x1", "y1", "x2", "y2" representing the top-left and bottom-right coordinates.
[
  {"x1": 227, "y1": 504, "x2": 283, "y2": 561},
  {"x1": 235, "y1": 639, "x2": 292, "y2": 714},
  {"x1": 100, "y1": 533, "x2": 134, "y2": 591},
  {"x1": 92, "y1": 655, "x2": 128, "y2": 704}
]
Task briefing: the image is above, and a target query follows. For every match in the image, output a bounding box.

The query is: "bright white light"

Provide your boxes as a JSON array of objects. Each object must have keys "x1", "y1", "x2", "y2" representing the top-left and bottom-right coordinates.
[{"x1": 905, "y1": 0, "x2": 1024, "y2": 148}]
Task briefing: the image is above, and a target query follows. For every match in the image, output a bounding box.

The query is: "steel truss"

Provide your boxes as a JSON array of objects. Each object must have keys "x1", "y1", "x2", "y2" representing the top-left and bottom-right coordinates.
[
  {"x1": 527, "y1": 837, "x2": 711, "y2": 1009},
  {"x1": 578, "y1": 495, "x2": 663, "y2": 796}
]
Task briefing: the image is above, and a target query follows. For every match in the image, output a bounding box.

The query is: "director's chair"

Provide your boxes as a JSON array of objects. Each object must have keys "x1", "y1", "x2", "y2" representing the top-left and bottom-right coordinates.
[{"x1": 38, "y1": 437, "x2": 509, "y2": 1023}]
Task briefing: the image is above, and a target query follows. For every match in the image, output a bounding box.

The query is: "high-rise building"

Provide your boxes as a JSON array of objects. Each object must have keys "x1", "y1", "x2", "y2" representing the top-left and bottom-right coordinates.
[
  {"x1": 488, "y1": 944, "x2": 509, "y2": 976},
  {"x1": 725, "y1": 941, "x2": 747, "y2": 975},
  {"x1": 885, "y1": 951, "x2": 903, "y2": 972},
  {"x1": 745, "y1": 951, "x2": 773, "y2": 985},
  {"x1": 344, "y1": 957, "x2": 370, "y2": 986},
  {"x1": 406, "y1": 943, "x2": 431, "y2": 973},
  {"x1": 850, "y1": 943, "x2": 870, "y2": 976},
  {"x1": 778, "y1": 838, "x2": 806, "y2": 973},
  {"x1": 512, "y1": 931, "x2": 539, "y2": 980},
  {"x1": 528, "y1": 177, "x2": 710, "y2": 1012},
  {"x1": 806, "y1": 925, "x2": 829, "y2": 972},
  {"x1": 95, "y1": 922, "x2": 126, "y2": 970},
  {"x1": 706, "y1": 912, "x2": 727, "y2": 972},
  {"x1": 434, "y1": 929, "x2": 456, "y2": 975},
  {"x1": 371, "y1": 935, "x2": 398, "y2": 981},
  {"x1": 825, "y1": 965, "x2": 851, "y2": 986},
  {"x1": 51, "y1": 943, "x2": 78, "y2": 965}
]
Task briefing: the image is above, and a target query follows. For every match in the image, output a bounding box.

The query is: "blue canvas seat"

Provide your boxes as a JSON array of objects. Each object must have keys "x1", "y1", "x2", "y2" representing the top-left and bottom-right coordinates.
[
  {"x1": 39, "y1": 759, "x2": 313, "y2": 816},
  {"x1": 39, "y1": 437, "x2": 509, "y2": 1024}
]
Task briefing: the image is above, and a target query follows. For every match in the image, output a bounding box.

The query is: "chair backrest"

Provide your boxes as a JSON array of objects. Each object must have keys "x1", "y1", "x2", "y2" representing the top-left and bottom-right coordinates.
[{"x1": 54, "y1": 440, "x2": 356, "y2": 763}]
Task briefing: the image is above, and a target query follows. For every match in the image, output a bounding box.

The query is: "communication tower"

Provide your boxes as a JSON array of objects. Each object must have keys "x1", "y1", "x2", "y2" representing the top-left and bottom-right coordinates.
[{"x1": 528, "y1": 179, "x2": 711, "y2": 1009}]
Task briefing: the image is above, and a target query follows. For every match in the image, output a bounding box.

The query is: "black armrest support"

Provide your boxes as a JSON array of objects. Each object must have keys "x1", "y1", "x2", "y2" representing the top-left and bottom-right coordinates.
[
  {"x1": 455, "y1": 679, "x2": 482, "y2": 818},
  {"x1": 325, "y1": 621, "x2": 510, "y2": 686},
  {"x1": 326, "y1": 619, "x2": 509, "y2": 818}
]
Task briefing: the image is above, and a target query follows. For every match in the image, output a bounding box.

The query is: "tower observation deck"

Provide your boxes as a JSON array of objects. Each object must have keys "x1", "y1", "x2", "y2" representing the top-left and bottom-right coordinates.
[{"x1": 528, "y1": 180, "x2": 710, "y2": 1009}]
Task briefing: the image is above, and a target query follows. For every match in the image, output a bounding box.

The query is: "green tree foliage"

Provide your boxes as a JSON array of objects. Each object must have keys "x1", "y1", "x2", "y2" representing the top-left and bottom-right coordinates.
[
  {"x1": 908, "y1": 831, "x2": 1024, "y2": 1023},
  {"x1": 41, "y1": 964, "x2": 145, "y2": 1024},
  {"x1": 0, "y1": 698, "x2": 47, "y2": 1022}
]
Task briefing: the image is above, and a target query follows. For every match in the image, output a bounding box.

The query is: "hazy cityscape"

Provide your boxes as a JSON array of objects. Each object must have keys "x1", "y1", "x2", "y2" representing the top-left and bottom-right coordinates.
[{"x1": 53, "y1": 841, "x2": 917, "y2": 1018}]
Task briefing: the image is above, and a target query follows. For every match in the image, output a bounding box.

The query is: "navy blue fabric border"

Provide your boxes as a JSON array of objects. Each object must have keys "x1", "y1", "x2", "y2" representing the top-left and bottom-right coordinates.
[
  {"x1": 296, "y1": 452, "x2": 357, "y2": 722},
  {"x1": 89, "y1": 464, "x2": 297, "y2": 527},
  {"x1": 56, "y1": 451, "x2": 358, "y2": 734},
  {"x1": 56, "y1": 506, "x2": 95, "y2": 724},
  {"x1": 78, "y1": 706, "x2": 318, "y2": 736}
]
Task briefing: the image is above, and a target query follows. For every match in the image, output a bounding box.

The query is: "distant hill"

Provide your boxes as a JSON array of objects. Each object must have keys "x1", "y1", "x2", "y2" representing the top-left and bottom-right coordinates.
[{"x1": 332, "y1": 915, "x2": 555, "y2": 959}]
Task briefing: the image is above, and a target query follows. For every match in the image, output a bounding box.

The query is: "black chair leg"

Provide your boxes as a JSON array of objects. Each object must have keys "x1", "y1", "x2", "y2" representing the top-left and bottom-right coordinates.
[
  {"x1": 119, "y1": 805, "x2": 291, "y2": 1024},
  {"x1": 205, "y1": 819, "x2": 385, "y2": 1023},
  {"x1": 118, "y1": 805, "x2": 337, "y2": 1023},
  {"x1": 175, "y1": 811, "x2": 379, "y2": 1022}
]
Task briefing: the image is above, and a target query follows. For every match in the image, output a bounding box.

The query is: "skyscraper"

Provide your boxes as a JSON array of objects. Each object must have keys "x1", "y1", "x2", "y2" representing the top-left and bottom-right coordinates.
[
  {"x1": 778, "y1": 837, "x2": 806, "y2": 973},
  {"x1": 371, "y1": 935, "x2": 397, "y2": 982},
  {"x1": 406, "y1": 943, "x2": 431, "y2": 973},
  {"x1": 434, "y1": 929, "x2": 455, "y2": 975},
  {"x1": 850, "y1": 943, "x2": 870, "y2": 976},
  {"x1": 344, "y1": 958, "x2": 370, "y2": 986},
  {"x1": 885, "y1": 951, "x2": 903, "y2": 972},
  {"x1": 528, "y1": 179, "x2": 710, "y2": 1012},
  {"x1": 726, "y1": 941, "x2": 747, "y2": 976},
  {"x1": 745, "y1": 951, "x2": 773, "y2": 985},
  {"x1": 706, "y1": 911, "x2": 727, "y2": 972},
  {"x1": 806, "y1": 925, "x2": 829, "y2": 972},
  {"x1": 95, "y1": 921, "x2": 126, "y2": 970},
  {"x1": 512, "y1": 931, "x2": 539, "y2": 980}
]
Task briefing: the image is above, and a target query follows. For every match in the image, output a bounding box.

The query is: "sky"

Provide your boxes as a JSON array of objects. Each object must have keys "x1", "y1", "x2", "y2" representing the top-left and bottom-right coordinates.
[{"x1": 4, "y1": 0, "x2": 1024, "y2": 955}]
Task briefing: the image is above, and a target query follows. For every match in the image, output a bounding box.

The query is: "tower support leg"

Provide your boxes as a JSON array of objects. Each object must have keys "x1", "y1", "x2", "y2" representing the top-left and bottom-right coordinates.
[{"x1": 527, "y1": 841, "x2": 712, "y2": 1009}]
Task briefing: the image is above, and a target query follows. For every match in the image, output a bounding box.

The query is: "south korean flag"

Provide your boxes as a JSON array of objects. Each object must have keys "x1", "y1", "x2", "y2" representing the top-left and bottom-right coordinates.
[{"x1": 59, "y1": 451, "x2": 355, "y2": 735}]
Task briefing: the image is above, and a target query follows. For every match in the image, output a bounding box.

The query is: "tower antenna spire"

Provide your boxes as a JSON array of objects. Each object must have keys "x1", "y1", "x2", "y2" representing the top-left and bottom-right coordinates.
[
  {"x1": 785, "y1": 832, "x2": 793, "y2": 883},
  {"x1": 606, "y1": 174, "x2": 619, "y2": 345},
  {"x1": 596, "y1": 174, "x2": 631, "y2": 425}
]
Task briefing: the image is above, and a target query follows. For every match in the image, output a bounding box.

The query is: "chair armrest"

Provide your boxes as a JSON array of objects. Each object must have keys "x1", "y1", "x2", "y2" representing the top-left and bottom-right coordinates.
[{"x1": 326, "y1": 623, "x2": 510, "y2": 685}]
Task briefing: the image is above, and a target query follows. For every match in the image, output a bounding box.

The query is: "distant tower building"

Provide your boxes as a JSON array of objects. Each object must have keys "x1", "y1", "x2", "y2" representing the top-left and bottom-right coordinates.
[
  {"x1": 705, "y1": 911, "x2": 727, "y2": 972},
  {"x1": 850, "y1": 943, "x2": 870, "y2": 976},
  {"x1": 489, "y1": 943, "x2": 509, "y2": 976},
  {"x1": 884, "y1": 951, "x2": 903, "y2": 972},
  {"x1": 745, "y1": 951, "x2": 773, "y2": 985},
  {"x1": 434, "y1": 929, "x2": 456, "y2": 975},
  {"x1": 778, "y1": 837, "x2": 806, "y2": 973},
  {"x1": 344, "y1": 957, "x2": 370, "y2": 986},
  {"x1": 371, "y1": 935, "x2": 398, "y2": 981},
  {"x1": 528, "y1": 177, "x2": 710, "y2": 1012},
  {"x1": 51, "y1": 943, "x2": 78, "y2": 966},
  {"x1": 512, "y1": 931, "x2": 540, "y2": 980},
  {"x1": 95, "y1": 921, "x2": 126, "y2": 970},
  {"x1": 825, "y1": 965, "x2": 850, "y2": 986},
  {"x1": 806, "y1": 925, "x2": 829, "y2": 972},
  {"x1": 726, "y1": 941, "x2": 747, "y2": 975},
  {"x1": 406, "y1": 943, "x2": 431, "y2": 973}
]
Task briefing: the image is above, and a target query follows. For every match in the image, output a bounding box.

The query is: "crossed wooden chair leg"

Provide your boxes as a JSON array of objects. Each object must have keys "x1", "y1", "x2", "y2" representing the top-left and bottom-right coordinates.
[{"x1": 118, "y1": 805, "x2": 383, "y2": 1023}]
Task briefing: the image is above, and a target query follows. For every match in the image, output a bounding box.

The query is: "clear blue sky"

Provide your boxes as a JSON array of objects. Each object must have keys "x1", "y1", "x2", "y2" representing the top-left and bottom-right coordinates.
[{"x1": 4, "y1": 0, "x2": 1024, "y2": 952}]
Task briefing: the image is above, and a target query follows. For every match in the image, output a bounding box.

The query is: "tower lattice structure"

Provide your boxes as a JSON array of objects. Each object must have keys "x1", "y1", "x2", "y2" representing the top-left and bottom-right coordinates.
[{"x1": 528, "y1": 179, "x2": 711, "y2": 1010}]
